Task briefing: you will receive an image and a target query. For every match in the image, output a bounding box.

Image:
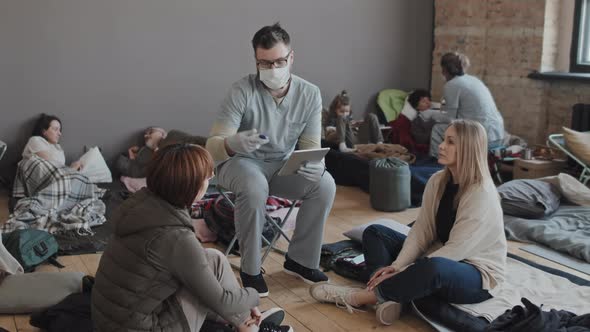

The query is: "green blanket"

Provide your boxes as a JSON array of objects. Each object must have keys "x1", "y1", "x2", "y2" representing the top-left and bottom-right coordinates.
[{"x1": 377, "y1": 89, "x2": 408, "y2": 122}]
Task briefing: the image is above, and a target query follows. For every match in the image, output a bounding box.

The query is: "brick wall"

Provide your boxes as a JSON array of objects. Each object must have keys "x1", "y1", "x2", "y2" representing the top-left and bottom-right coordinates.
[{"x1": 432, "y1": 0, "x2": 590, "y2": 145}]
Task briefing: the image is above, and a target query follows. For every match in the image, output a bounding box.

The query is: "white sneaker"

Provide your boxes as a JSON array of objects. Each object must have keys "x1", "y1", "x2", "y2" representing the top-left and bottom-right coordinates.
[
  {"x1": 376, "y1": 301, "x2": 402, "y2": 325},
  {"x1": 309, "y1": 282, "x2": 364, "y2": 313}
]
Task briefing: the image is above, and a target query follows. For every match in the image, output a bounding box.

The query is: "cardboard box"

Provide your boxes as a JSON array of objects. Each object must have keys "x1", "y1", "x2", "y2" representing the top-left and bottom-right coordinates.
[{"x1": 513, "y1": 159, "x2": 567, "y2": 179}]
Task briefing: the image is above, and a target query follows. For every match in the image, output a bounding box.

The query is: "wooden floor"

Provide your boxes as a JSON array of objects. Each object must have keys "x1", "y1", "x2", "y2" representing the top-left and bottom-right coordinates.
[{"x1": 0, "y1": 185, "x2": 588, "y2": 332}]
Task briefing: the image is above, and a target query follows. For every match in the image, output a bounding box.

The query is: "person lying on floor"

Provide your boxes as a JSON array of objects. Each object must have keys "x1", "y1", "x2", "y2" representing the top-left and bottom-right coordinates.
[
  {"x1": 115, "y1": 127, "x2": 208, "y2": 178},
  {"x1": 309, "y1": 119, "x2": 507, "y2": 326},
  {"x1": 323, "y1": 90, "x2": 384, "y2": 152},
  {"x1": 387, "y1": 89, "x2": 443, "y2": 154},
  {"x1": 22, "y1": 113, "x2": 83, "y2": 170},
  {"x1": 115, "y1": 126, "x2": 167, "y2": 178},
  {"x1": 406, "y1": 89, "x2": 446, "y2": 149},
  {"x1": 92, "y1": 143, "x2": 292, "y2": 332}
]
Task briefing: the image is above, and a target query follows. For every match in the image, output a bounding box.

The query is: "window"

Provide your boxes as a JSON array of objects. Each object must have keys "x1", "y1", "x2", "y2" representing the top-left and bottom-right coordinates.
[{"x1": 571, "y1": 0, "x2": 590, "y2": 72}]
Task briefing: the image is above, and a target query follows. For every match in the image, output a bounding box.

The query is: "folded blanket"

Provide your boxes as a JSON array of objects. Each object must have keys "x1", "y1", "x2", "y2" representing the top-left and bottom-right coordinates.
[
  {"x1": 353, "y1": 143, "x2": 416, "y2": 163},
  {"x1": 504, "y1": 205, "x2": 590, "y2": 263},
  {"x1": 454, "y1": 257, "x2": 590, "y2": 322},
  {"x1": 1, "y1": 156, "x2": 106, "y2": 235}
]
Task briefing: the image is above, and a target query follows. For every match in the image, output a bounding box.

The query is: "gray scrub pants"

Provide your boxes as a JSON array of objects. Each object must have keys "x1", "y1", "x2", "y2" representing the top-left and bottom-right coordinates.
[
  {"x1": 217, "y1": 157, "x2": 336, "y2": 275},
  {"x1": 177, "y1": 248, "x2": 252, "y2": 331}
]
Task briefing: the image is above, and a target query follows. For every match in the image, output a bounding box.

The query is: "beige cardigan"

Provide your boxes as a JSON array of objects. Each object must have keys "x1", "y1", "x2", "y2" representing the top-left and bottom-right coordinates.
[{"x1": 391, "y1": 170, "x2": 507, "y2": 290}]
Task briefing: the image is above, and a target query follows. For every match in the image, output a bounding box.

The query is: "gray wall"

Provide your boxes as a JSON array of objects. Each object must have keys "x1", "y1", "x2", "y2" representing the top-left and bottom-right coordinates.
[{"x1": 0, "y1": 0, "x2": 433, "y2": 182}]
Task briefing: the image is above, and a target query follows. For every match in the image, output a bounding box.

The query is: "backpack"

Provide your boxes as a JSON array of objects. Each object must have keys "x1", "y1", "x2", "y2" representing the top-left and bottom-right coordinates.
[
  {"x1": 203, "y1": 193, "x2": 277, "y2": 253},
  {"x1": 2, "y1": 229, "x2": 64, "y2": 272},
  {"x1": 320, "y1": 240, "x2": 367, "y2": 282}
]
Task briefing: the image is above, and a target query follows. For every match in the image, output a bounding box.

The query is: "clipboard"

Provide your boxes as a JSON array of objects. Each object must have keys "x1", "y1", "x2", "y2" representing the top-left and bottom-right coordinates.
[{"x1": 277, "y1": 148, "x2": 330, "y2": 176}]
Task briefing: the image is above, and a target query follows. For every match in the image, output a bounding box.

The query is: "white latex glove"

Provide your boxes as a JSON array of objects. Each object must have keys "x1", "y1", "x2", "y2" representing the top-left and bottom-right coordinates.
[
  {"x1": 297, "y1": 161, "x2": 325, "y2": 182},
  {"x1": 338, "y1": 142, "x2": 356, "y2": 153},
  {"x1": 225, "y1": 129, "x2": 270, "y2": 154}
]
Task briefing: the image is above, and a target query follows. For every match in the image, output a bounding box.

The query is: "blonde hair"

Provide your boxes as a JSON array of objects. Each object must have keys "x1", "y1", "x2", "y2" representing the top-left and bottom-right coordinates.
[{"x1": 436, "y1": 119, "x2": 491, "y2": 207}]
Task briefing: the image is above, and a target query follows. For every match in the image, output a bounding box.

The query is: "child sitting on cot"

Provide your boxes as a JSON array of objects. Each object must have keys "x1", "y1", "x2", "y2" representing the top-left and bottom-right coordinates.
[{"x1": 323, "y1": 90, "x2": 384, "y2": 153}]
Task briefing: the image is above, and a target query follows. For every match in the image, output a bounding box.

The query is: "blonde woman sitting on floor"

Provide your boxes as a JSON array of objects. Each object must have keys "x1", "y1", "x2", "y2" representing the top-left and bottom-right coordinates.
[{"x1": 310, "y1": 119, "x2": 507, "y2": 325}]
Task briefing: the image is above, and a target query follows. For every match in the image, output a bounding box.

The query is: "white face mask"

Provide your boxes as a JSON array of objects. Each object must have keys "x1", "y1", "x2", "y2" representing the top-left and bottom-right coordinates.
[{"x1": 259, "y1": 66, "x2": 291, "y2": 90}]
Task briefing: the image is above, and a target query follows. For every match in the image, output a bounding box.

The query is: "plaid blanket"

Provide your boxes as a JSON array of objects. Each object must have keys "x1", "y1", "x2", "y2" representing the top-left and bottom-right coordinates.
[{"x1": 1, "y1": 156, "x2": 107, "y2": 235}]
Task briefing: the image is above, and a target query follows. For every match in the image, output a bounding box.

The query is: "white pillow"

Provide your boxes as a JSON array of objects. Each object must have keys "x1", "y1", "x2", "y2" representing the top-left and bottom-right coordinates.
[
  {"x1": 343, "y1": 218, "x2": 411, "y2": 243},
  {"x1": 562, "y1": 127, "x2": 590, "y2": 165},
  {"x1": 78, "y1": 147, "x2": 112, "y2": 183},
  {"x1": 540, "y1": 173, "x2": 590, "y2": 206}
]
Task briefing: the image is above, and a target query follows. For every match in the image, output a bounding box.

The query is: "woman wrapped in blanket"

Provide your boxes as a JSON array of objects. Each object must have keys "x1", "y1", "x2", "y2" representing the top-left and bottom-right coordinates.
[
  {"x1": 310, "y1": 119, "x2": 507, "y2": 325},
  {"x1": 22, "y1": 114, "x2": 83, "y2": 170},
  {"x1": 92, "y1": 143, "x2": 292, "y2": 332}
]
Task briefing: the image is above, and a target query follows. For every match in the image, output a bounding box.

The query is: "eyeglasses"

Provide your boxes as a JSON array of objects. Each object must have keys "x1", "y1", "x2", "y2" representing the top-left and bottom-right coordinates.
[{"x1": 256, "y1": 51, "x2": 292, "y2": 69}]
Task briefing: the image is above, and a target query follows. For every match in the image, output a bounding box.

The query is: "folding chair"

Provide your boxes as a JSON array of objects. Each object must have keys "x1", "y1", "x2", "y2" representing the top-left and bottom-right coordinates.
[
  {"x1": 548, "y1": 133, "x2": 590, "y2": 185},
  {"x1": 216, "y1": 185, "x2": 297, "y2": 269},
  {"x1": 488, "y1": 145, "x2": 508, "y2": 184}
]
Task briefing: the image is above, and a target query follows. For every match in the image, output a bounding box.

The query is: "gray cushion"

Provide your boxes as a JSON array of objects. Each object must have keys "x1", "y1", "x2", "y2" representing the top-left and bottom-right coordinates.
[
  {"x1": 498, "y1": 179, "x2": 561, "y2": 219},
  {"x1": 343, "y1": 218, "x2": 411, "y2": 243},
  {"x1": 0, "y1": 272, "x2": 83, "y2": 314}
]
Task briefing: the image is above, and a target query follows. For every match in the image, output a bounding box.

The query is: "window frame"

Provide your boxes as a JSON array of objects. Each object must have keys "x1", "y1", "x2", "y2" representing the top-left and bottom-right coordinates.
[{"x1": 570, "y1": 0, "x2": 590, "y2": 73}]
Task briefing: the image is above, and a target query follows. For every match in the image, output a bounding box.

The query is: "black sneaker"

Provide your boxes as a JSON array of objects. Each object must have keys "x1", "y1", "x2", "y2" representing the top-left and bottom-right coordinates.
[
  {"x1": 240, "y1": 271, "x2": 269, "y2": 297},
  {"x1": 259, "y1": 322, "x2": 293, "y2": 332},
  {"x1": 260, "y1": 307, "x2": 285, "y2": 326},
  {"x1": 82, "y1": 275, "x2": 95, "y2": 293},
  {"x1": 283, "y1": 255, "x2": 328, "y2": 284}
]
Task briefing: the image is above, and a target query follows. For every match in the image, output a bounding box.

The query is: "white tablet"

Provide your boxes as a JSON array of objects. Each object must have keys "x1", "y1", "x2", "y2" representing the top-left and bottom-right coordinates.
[{"x1": 277, "y1": 148, "x2": 330, "y2": 176}]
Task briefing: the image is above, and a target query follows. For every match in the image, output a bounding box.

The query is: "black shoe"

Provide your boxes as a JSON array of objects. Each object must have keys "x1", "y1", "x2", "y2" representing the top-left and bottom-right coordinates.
[
  {"x1": 260, "y1": 307, "x2": 285, "y2": 326},
  {"x1": 82, "y1": 275, "x2": 95, "y2": 293},
  {"x1": 259, "y1": 322, "x2": 293, "y2": 332},
  {"x1": 283, "y1": 256, "x2": 328, "y2": 284},
  {"x1": 240, "y1": 271, "x2": 269, "y2": 297}
]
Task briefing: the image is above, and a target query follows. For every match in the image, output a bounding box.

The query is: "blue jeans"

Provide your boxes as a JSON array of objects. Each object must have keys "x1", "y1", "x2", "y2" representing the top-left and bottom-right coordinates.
[{"x1": 362, "y1": 225, "x2": 492, "y2": 304}]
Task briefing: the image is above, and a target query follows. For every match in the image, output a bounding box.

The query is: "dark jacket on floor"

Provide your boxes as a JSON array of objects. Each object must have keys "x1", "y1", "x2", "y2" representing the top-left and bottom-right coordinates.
[
  {"x1": 485, "y1": 298, "x2": 590, "y2": 332},
  {"x1": 91, "y1": 188, "x2": 258, "y2": 332}
]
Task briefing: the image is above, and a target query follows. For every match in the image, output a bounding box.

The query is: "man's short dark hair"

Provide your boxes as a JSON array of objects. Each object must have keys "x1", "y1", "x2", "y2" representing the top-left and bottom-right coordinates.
[
  {"x1": 252, "y1": 22, "x2": 291, "y2": 51},
  {"x1": 32, "y1": 113, "x2": 62, "y2": 137},
  {"x1": 440, "y1": 52, "x2": 464, "y2": 77},
  {"x1": 408, "y1": 89, "x2": 431, "y2": 109}
]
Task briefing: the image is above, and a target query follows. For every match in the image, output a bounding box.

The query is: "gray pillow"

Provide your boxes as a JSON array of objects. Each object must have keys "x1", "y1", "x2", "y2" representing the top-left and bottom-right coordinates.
[
  {"x1": 498, "y1": 179, "x2": 561, "y2": 219},
  {"x1": 0, "y1": 272, "x2": 83, "y2": 314},
  {"x1": 343, "y1": 218, "x2": 411, "y2": 243}
]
